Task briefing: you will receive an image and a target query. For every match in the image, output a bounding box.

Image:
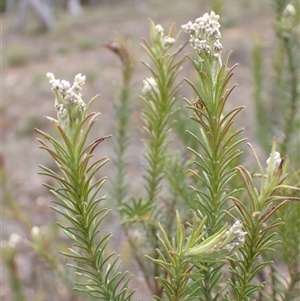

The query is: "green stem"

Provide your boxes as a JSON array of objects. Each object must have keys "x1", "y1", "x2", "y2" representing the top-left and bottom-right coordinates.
[
  {"x1": 280, "y1": 37, "x2": 299, "y2": 156},
  {"x1": 283, "y1": 268, "x2": 300, "y2": 301},
  {"x1": 8, "y1": 257, "x2": 25, "y2": 301},
  {"x1": 236, "y1": 224, "x2": 261, "y2": 301},
  {"x1": 113, "y1": 57, "x2": 134, "y2": 207}
]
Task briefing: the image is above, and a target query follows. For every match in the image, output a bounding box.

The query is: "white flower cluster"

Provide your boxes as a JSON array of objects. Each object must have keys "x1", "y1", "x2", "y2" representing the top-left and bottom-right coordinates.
[
  {"x1": 181, "y1": 11, "x2": 223, "y2": 57},
  {"x1": 283, "y1": 3, "x2": 295, "y2": 15},
  {"x1": 184, "y1": 220, "x2": 247, "y2": 261},
  {"x1": 1, "y1": 233, "x2": 22, "y2": 249},
  {"x1": 31, "y1": 226, "x2": 41, "y2": 238},
  {"x1": 266, "y1": 151, "x2": 282, "y2": 171},
  {"x1": 154, "y1": 24, "x2": 175, "y2": 47},
  {"x1": 155, "y1": 24, "x2": 164, "y2": 36},
  {"x1": 223, "y1": 220, "x2": 247, "y2": 252},
  {"x1": 142, "y1": 77, "x2": 159, "y2": 94},
  {"x1": 47, "y1": 73, "x2": 86, "y2": 127}
]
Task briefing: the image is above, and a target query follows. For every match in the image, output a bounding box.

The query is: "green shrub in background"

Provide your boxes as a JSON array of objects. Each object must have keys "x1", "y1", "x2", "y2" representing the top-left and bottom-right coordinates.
[
  {"x1": 251, "y1": 1, "x2": 300, "y2": 300},
  {"x1": 2, "y1": 2, "x2": 299, "y2": 301}
]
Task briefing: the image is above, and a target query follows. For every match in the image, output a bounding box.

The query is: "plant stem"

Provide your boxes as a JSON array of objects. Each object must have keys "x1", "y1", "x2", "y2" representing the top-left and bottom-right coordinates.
[{"x1": 280, "y1": 37, "x2": 299, "y2": 155}]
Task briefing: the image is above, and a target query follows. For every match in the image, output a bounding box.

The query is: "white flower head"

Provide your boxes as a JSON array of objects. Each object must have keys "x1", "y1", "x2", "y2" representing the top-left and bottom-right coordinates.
[
  {"x1": 46, "y1": 72, "x2": 87, "y2": 129},
  {"x1": 57, "y1": 105, "x2": 69, "y2": 127},
  {"x1": 183, "y1": 219, "x2": 247, "y2": 262},
  {"x1": 182, "y1": 11, "x2": 223, "y2": 58},
  {"x1": 266, "y1": 151, "x2": 282, "y2": 171},
  {"x1": 214, "y1": 40, "x2": 223, "y2": 52},
  {"x1": 181, "y1": 21, "x2": 197, "y2": 34},
  {"x1": 222, "y1": 220, "x2": 247, "y2": 251},
  {"x1": 142, "y1": 77, "x2": 159, "y2": 94},
  {"x1": 52, "y1": 79, "x2": 62, "y2": 91},
  {"x1": 61, "y1": 79, "x2": 71, "y2": 90},
  {"x1": 74, "y1": 73, "x2": 86, "y2": 85},
  {"x1": 47, "y1": 72, "x2": 55, "y2": 83},
  {"x1": 8, "y1": 233, "x2": 22, "y2": 248},
  {"x1": 164, "y1": 36, "x2": 175, "y2": 47},
  {"x1": 193, "y1": 38, "x2": 211, "y2": 55},
  {"x1": 284, "y1": 3, "x2": 295, "y2": 15},
  {"x1": 155, "y1": 24, "x2": 164, "y2": 36},
  {"x1": 31, "y1": 226, "x2": 41, "y2": 238}
]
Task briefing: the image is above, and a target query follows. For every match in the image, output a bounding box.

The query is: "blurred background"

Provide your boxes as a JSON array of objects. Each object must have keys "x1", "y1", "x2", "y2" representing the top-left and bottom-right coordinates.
[{"x1": 2, "y1": 0, "x2": 278, "y2": 300}]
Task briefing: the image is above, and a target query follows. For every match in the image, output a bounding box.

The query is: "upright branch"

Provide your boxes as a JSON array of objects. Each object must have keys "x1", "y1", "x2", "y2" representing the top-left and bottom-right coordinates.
[
  {"x1": 227, "y1": 141, "x2": 300, "y2": 301},
  {"x1": 140, "y1": 21, "x2": 186, "y2": 207},
  {"x1": 181, "y1": 13, "x2": 246, "y2": 300},
  {"x1": 273, "y1": 2, "x2": 299, "y2": 157},
  {"x1": 181, "y1": 12, "x2": 300, "y2": 301},
  {"x1": 107, "y1": 34, "x2": 136, "y2": 209},
  {"x1": 147, "y1": 211, "x2": 247, "y2": 301},
  {"x1": 119, "y1": 20, "x2": 186, "y2": 297},
  {"x1": 141, "y1": 13, "x2": 250, "y2": 300},
  {"x1": 182, "y1": 11, "x2": 245, "y2": 235},
  {"x1": 35, "y1": 73, "x2": 136, "y2": 300}
]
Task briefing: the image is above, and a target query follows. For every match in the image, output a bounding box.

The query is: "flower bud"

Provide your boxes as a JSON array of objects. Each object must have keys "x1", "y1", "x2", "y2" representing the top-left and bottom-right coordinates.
[
  {"x1": 183, "y1": 221, "x2": 247, "y2": 262},
  {"x1": 142, "y1": 77, "x2": 159, "y2": 94},
  {"x1": 155, "y1": 24, "x2": 164, "y2": 36}
]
